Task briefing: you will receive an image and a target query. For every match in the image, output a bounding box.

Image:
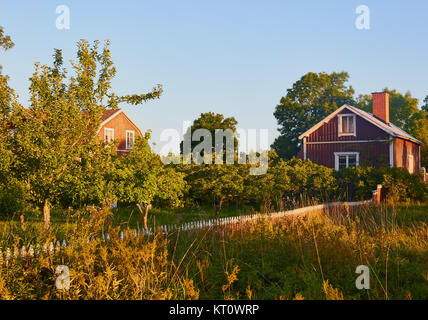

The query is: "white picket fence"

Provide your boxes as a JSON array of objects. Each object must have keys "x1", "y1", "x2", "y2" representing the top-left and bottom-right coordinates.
[
  {"x1": 157, "y1": 200, "x2": 371, "y2": 234},
  {"x1": 0, "y1": 200, "x2": 372, "y2": 266}
]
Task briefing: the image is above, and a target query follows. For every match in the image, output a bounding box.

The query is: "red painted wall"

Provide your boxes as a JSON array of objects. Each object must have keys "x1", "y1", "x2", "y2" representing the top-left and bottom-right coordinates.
[
  {"x1": 393, "y1": 137, "x2": 420, "y2": 173},
  {"x1": 97, "y1": 112, "x2": 142, "y2": 154},
  {"x1": 305, "y1": 109, "x2": 391, "y2": 168},
  {"x1": 307, "y1": 109, "x2": 389, "y2": 143}
]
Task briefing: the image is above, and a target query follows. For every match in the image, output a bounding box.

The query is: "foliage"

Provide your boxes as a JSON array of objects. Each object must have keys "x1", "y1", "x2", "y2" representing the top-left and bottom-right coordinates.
[
  {"x1": 272, "y1": 72, "x2": 355, "y2": 159},
  {"x1": 422, "y1": 95, "x2": 428, "y2": 115},
  {"x1": 6, "y1": 39, "x2": 162, "y2": 228},
  {"x1": 0, "y1": 207, "x2": 196, "y2": 299},
  {"x1": 180, "y1": 112, "x2": 239, "y2": 156},
  {"x1": 335, "y1": 166, "x2": 428, "y2": 202},
  {"x1": 0, "y1": 27, "x2": 24, "y2": 216},
  {"x1": 0, "y1": 27, "x2": 16, "y2": 177},
  {"x1": 59, "y1": 142, "x2": 118, "y2": 208},
  {"x1": 177, "y1": 112, "x2": 244, "y2": 217},
  {"x1": 357, "y1": 88, "x2": 425, "y2": 134},
  {"x1": 169, "y1": 203, "x2": 428, "y2": 300},
  {"x1": 1, "y1": 203, "x2": 427, "y2": 300},
  {"x1": 245, "y1": 156, "x2": 337, "y2": 212},
  {"x1": 356, "y1": 88, "x2": 428, "y2": 167},
  {"x1": 114, "y1": 133, "x2": 186, "y2": 228},
  {"x1": 0, "y1": 180, "x2": 28, "y2": 217},
  {"x1": 115, "y1": 133, "x2": 186, "y2": 208},
  {"x1": 179, "y1": 157, "x2": 245, "y2": 217},
  {"x1": 0, "y1": 27, "x2": 14, "y2": 51}
]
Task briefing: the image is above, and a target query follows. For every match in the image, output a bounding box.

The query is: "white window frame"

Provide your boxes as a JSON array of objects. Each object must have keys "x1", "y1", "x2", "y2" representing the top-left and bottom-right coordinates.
[
  {"x1": 104, "y1": 128, "x2": 114, "y2": 143},
  {"x1": 126, "y1": 130, "x2": 135, "y2": 150},
  {"x1": 338, "y1": 114, "x2": 356, "y2": 137},
  {"x1": 408, "y1": 154, "x2": 414, "y2": 174},
  {"x1": 334, "y1": 152, "x2": 359, "y2": 170}
]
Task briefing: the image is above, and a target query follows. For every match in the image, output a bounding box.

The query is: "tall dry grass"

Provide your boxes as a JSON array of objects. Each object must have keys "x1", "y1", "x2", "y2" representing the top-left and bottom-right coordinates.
[
  {"x1": 169, "y1": 203, "x2": 428, "y2": 300},
  {"x1": 0, "y1": 203, "x2": 427, "y2": 300},
  {"x1": 0, "y1": 207, "x2": 197, "y2": 299}
]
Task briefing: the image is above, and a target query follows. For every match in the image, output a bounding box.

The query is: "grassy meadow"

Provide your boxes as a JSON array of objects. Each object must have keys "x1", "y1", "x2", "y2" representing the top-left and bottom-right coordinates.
[{"x1": 0, "y1": 202, "x2": 427, "y2": 300}]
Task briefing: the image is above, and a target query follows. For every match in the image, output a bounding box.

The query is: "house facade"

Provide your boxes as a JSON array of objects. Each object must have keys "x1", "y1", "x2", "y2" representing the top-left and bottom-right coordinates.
[
  {"x1": 298, "y1": 92, "x2": 423, "y2": 173},
  {"x1": 96, "y1": 109, "x2": 143, "y2": 155}
]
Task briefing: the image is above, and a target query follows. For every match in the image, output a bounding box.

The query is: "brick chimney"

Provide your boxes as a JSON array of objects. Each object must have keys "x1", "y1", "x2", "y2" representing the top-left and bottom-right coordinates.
[{"x1": 372, "y1": 92, "x2": 390, "y2": 123}]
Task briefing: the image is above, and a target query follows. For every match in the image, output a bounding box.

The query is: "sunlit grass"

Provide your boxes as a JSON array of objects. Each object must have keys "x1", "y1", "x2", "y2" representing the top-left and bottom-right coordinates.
[
  {"x1": 0, "y1": 203, "x2": 427, "y2": 299},
  {"x1": 168, "y1": 203, "x2": 428, "y2": 300}
]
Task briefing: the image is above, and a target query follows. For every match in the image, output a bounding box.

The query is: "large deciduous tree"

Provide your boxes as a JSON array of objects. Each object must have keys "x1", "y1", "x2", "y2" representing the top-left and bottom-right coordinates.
[
  {"x1": 115, "y1": 133, "x2": 186, "y2": 229},
  {"x1": 0, "y1": 27, "x2": 27, "y2": 216},
  {"x1": 12, "y1": 39, "x2": 162, "y2": 229},
  {"x1": 180, "y1": 112, "x2": 238, "y2": 157},
  {"x1": 422, "y1": 95, "x2": 428, "y2": 115},
  {"x1": 0, "y1": 26, "x2": 17, "y2": 176},
  {"x1": 178, "y1": 112, "x2": 243, "y2": 217},
  {"x1": 0, "y1": 27, "x2": 15, "y2": 179},
  {"x1": 181, "y1": 160, "x2": 245, "y2": 218},
  {"x1": 272, "y1": 72, "x2": 355, "y2": 159}
]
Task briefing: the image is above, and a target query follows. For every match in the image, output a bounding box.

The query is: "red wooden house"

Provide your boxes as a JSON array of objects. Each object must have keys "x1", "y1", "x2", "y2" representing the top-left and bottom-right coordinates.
[
  {"x1": 14, "y1": 108, "x2": 143, "y2": 156},
  {"x1": 96, "y1": 109, "x2": 143, "y2": 155},
  {"x1": 298, "y1": 92, "x2": 423, "y2": 173}
]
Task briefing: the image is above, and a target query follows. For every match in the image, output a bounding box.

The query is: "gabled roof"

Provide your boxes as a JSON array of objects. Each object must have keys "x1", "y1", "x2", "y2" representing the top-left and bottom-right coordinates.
[
  {"x1": 298, "y1": 104, "x2": 423, "y2": 145},
  {"x1": 100, "y1": 109, "x2": 122, "y2": 122},
  {"x1": 97, "y1": 108, "x2": 144, "y2": 136},
  {"x1": 18, "y1": 108, "x2": 144, "y2": 137}
]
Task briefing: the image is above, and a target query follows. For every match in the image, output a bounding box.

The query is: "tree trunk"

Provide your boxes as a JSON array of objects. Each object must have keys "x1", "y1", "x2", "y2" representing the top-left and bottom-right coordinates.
[
  {"x1": 20, "y1": 214, "x2": 25, "y2": 231},
  {"x1": 43, "y1": 200, "x2": 50, "y2": 230},
  {"x1": 137, "y1": 203, "x2": 151, "y2": 230},
  {"x1": 215, "y1": 197, "x2": 224, "y2": 219}
]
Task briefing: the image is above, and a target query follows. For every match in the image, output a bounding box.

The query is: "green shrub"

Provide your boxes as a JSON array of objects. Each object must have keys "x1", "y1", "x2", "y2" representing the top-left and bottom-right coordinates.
[
  {"x1": 0, "y1": 180, "x2": 28, "y2": 217},
  {"x1": 335, "y1": 166, "x2": 428, "y2": 202},
  {"x1": 244, "y1": 158, "x2": 338, "y2": 211}
]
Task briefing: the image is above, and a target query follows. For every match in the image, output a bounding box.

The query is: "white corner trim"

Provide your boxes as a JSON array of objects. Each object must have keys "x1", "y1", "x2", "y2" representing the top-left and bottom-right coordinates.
[
  {"x1": 303, "y1": 137, "x2": 307, "y2": 160},
  {"x1": 408, "y1": 154, "x2": 415, "y2": 174},
  {"x1": 389, "y1": 135, "x2": 394, "y2": 167}
]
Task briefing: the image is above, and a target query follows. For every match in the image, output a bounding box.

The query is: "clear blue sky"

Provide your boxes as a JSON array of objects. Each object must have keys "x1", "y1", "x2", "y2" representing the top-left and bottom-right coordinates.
[{"x1": 1, "y1": 0, "x2": 427, "y2": 153}]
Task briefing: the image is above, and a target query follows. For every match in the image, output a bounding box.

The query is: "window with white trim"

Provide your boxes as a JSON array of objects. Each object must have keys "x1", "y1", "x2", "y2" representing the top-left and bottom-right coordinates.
[
  {"x1": 338, "y1": 114, "x2": 356, "y2": 136},
  {"x1": 334, "y1": 152, "x2": 359, "y2": 170},
  {"x1": 104, "y1": 128, "x2": 114, "y2": 143},
  {"x1": 126, "y1": 130, "x2": 135, "y2": 150}
]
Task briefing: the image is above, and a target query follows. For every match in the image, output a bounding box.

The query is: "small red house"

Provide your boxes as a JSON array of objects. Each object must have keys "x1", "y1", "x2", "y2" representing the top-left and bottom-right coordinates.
[
  {"x1": 97, "y1": 109, "x2": 143, "y2": 155},
  {"x1": 298, "y1": 92, "x2": 423, "y2": 173}
]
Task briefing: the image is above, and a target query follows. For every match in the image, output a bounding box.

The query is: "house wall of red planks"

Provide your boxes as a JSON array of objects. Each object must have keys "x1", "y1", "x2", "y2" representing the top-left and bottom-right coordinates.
[
  {"x1": 97, "y1": 112, "x2": 142, "y2": 154},
  {"x1": 305, "y1": 109, "x2": 391, "y2": 169},
  {"x1": 393, "y1": 137, "x2": 421, "y2": 173}
]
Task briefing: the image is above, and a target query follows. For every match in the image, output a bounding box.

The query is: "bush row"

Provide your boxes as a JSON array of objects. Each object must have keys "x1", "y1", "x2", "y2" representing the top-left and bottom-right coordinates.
[{"x1": 1, "y1": 157, "x2": 427, "y2": 218}]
